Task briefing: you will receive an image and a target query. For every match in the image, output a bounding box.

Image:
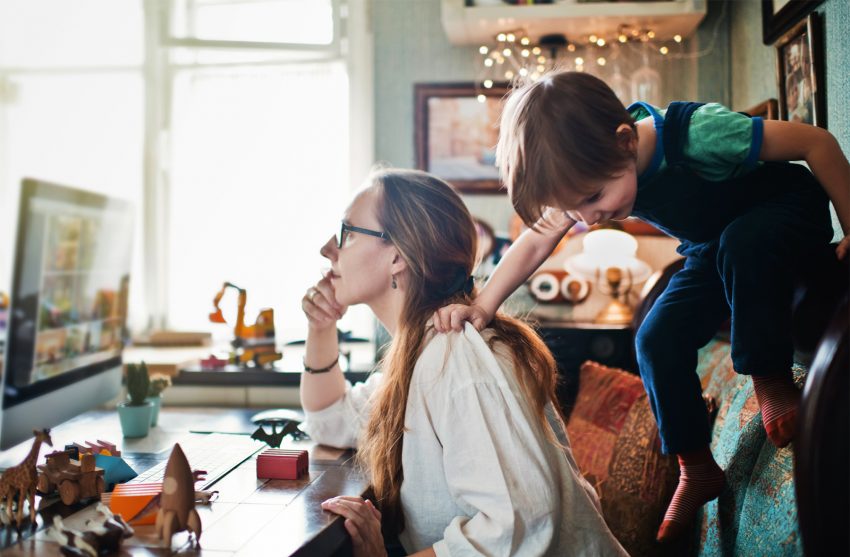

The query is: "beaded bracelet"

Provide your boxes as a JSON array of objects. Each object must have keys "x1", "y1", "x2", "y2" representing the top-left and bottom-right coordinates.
[{"x1": 303, "y1": 355, "x2": 339, "y2": 374}]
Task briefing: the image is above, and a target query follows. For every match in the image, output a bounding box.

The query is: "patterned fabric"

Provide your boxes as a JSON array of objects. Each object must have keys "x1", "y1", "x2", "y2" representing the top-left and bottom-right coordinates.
[
  {"x1": 569, "y1": 339, "x2": 803, "y2": 556},
  {"x1": 695, "y1": 339, "x2": 803, "y2": 556},
  {"x1": 566, "y1": 361, "x2": 679, "y2": 557}
]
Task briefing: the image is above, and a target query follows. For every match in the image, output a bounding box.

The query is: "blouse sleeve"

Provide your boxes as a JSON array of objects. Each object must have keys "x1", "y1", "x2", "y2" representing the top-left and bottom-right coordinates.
[
  {"x1": 299, "y1": 372, "x2": 383, "y2": 449},
  {"x1": 684, "y1": 102, "x2": 764, "y2": 181},
  {"x1": 426, "y1": 336, "x2": 562, "y2": 556}
]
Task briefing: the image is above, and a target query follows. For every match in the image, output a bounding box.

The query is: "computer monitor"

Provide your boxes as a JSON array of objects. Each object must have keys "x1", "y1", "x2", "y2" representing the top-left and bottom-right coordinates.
[{"x1": 1, "y1": 178, "x2": 133, "y2": 449}]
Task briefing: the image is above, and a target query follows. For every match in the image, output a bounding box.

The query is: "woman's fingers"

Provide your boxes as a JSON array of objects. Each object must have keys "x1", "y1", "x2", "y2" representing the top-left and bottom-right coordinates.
[
  {"x1": 315, "y1": 274, "x2": 345, "y2": 314},
  {"x1": 322, "y1": 497, "x2": 385, "y2": 557},
  {"x1": 365, "y1": 499, "x2": 382, "y2": 520},
  {"x1": 302, "y1": 289, "x2": 337, "y2": 327}
]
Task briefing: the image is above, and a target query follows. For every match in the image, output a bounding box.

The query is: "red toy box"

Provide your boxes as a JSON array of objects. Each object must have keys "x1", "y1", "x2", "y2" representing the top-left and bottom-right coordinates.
[{"x1": 256, "y1": 449, "x2": 308, "y2": 480}]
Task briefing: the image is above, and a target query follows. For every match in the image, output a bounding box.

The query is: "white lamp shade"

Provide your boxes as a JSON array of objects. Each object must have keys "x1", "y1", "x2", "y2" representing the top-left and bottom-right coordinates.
[{"x1": 564, "y1": 229, "x2": 652, "y2": 283}]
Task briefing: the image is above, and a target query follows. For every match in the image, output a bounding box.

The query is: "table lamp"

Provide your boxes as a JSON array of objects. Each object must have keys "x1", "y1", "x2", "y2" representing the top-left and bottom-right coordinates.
[{"x1": 564, "y1": 229, "x2": 651, "y2": 324}]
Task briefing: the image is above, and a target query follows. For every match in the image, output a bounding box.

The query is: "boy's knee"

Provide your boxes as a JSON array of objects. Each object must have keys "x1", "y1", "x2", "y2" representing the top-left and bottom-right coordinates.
[{"x1": 635, "y1": 321, "x2": 666, "y2": 367}]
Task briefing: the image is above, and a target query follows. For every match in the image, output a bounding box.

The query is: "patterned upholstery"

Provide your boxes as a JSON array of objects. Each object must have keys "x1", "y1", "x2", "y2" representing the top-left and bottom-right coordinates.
[
  {"x1": 695, "y1": 339, "x2": 803, "y2": 556},
  {"x1": 568, "y1": 339, "x2": 803, "y2": 556},
  {"x1": 566, "y1": 361, "x2": 679, "y2": 557}
]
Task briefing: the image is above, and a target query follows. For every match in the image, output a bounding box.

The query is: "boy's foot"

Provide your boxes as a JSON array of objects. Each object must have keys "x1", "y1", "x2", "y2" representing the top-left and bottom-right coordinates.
[
  {"x1": 657, "y1": 449, "x2": 725, "y2": 543},
  {"x1": 751, "y1": 373, "x2": 800, "y2": 448}
]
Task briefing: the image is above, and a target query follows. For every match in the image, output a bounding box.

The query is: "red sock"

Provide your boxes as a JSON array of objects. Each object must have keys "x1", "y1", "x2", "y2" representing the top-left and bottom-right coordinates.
[
  {"x1": 657, "y1": 447, "x2": 725, "y2": 542},
  {"x1": 751, "y1": 373, "x2": 800, "y2": 448}
]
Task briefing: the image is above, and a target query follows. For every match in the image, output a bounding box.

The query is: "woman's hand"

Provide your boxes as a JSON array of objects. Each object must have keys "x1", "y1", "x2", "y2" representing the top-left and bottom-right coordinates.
[
  {"x1": 836, "y1": 234, "x2": 850, "y2": 260},
  {"x1": 302, "y1": 272, "x2": 346, "y2": 331},
  {"x1": 432, "y1": 303, "x2": 492, "y2": 333},
  {"x1": 321, "y1": 496, "x2": 386, "y2": 557}
]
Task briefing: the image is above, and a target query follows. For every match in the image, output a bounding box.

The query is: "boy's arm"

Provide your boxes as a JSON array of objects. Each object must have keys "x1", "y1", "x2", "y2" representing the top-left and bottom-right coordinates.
[
  {"x1": 433, "y1": 210, "x2": 575, "y2": 332},
  {"x1": 760, "y1": 120, "x2": 850, "y2": 257}
]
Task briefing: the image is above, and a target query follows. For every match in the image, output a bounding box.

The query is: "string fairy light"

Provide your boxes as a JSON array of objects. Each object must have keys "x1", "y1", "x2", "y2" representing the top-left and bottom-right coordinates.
[{"x1": 474, "y1": 0, "x2": 727, "y2": 104}]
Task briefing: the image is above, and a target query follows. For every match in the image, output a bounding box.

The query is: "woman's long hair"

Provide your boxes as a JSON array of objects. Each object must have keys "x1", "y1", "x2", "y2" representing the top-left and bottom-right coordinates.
[{"x1": 358, "y1": 168, "x2": 567, "y2": 535}]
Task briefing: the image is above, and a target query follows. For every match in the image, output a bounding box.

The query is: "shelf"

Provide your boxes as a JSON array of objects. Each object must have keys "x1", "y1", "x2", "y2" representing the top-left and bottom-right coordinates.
[{"x1": 441, "y1": 0, "x2": 707, "y2": 45}]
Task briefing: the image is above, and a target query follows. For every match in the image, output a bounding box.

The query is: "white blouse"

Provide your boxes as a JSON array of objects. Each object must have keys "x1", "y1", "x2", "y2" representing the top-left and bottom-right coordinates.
[{"x1": 302, "y1": 324, "x2": 628, "y2": 557}]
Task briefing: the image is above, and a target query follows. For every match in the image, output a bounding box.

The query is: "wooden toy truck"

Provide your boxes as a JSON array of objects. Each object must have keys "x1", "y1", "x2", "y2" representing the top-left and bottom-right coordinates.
[{"x1": 37, "y1": 450, "x2": 105, "y2": 505}]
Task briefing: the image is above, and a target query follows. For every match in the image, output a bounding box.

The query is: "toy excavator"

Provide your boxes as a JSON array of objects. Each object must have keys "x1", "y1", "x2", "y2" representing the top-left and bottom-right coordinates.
[{"x1": 209, "y1": 282, "x2": 282, "y2": 368}]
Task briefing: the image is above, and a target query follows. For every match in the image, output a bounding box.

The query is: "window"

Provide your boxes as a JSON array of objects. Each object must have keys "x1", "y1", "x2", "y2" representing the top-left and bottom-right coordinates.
[{"x1": 0, "y1": 0, "x2": 373, "y2": 343}]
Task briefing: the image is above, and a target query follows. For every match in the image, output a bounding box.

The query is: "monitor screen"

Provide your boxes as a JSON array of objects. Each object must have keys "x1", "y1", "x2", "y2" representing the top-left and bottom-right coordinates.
[{"x1": 2, "y1": 179, "x2": 132, "y2": 447}]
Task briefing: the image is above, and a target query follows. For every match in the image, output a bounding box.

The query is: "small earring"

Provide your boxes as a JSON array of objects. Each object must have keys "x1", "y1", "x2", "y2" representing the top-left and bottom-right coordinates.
[{"x1": 391, "y1": 275, "x2": 397, "y2": 289}]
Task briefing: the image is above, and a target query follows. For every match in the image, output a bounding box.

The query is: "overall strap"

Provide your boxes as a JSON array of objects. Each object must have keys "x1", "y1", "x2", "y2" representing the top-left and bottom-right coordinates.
[
  {"x1": 662, "y1": 101, "x2": 705, "y2": 167},
  {"x1": 627, "y1": 101, "x2": 664, "y2": 183}
]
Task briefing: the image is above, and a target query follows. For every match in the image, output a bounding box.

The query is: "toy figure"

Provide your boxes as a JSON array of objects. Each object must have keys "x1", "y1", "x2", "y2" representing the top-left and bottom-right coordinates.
[
  {"x1": 154, "y1": 443, "x2": 202, "y2": 548},
  {"x1": 0, "y1": 428, "x2": 52, "y2": 529},
  {"x1": 48, "y1": 503, "x2": 134, "y2": 556},
  {"x1": 250, "y1": 420, "x2": 305, "y2": 448}
]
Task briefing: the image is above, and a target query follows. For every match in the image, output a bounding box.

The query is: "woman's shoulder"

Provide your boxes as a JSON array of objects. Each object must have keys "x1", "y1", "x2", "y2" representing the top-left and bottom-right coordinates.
[{"x1": 414, "y1": 323, "x2": 513, "y2": 389}]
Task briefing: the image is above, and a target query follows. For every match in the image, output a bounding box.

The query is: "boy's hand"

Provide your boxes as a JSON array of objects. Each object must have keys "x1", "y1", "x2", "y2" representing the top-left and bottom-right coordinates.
[
  {"x1": 837, "y1": 235, "x2": 850, "y2": 260},
  {"x1": 432, "y1": 303, "x2": 492, "y2": 333}
]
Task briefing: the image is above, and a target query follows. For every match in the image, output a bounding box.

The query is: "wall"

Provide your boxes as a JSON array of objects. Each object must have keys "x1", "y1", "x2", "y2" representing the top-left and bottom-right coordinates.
[
  {"x1": 730, "y1": 0, "x2": 849, "y2": 238},
  {"x1": 372, "y1": 0, "x2": 728, "y2": 236},
  {"x1": 371, "y1": 0, "x2": 730, "y2": 321}
]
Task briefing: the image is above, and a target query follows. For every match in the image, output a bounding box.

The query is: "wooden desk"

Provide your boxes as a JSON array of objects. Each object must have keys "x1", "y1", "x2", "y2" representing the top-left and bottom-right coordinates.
[{"x1": 0, "y1": 407, "x2": 368, "y2": 556}]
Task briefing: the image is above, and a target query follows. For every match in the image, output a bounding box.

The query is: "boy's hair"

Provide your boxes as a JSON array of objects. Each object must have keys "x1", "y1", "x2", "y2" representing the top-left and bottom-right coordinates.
[{"x1": 497, "y1": 70, "x2": 637, "y2": 226}]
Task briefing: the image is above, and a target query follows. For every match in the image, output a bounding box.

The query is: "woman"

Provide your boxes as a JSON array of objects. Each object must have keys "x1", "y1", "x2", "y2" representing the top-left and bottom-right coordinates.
[{"x1": 300, "y1": 168, "x2": 626, "y2": 556}]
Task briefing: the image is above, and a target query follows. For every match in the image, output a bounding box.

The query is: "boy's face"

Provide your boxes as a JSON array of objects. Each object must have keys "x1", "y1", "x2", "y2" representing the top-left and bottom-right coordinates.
[{"x1": 563, "y1": 164, "x2": 638, "y2": 226}]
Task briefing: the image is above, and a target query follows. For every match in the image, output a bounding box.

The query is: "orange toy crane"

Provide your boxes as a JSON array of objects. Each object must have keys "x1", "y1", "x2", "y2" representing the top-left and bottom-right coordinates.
[{"x1": 209, "y1": 282, "x2": 282, "y2": 368}]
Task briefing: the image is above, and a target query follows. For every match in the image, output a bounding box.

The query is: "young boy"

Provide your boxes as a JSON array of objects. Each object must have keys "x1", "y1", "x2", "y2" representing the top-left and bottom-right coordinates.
[{"x1": 433, "y1": 71, "x2": 850, "y2": 541}]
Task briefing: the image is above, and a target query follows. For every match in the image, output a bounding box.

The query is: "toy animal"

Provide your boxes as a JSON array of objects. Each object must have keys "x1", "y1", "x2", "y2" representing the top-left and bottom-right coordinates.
[
  {"x1": 251, "y1": 420, "x2": 306, "y2": 448},
  {"x1": 154, "y1": 443, "x2": 202, "y2": 548},
  {"x1": 0, "y1": 428, "x2": 53, "y2": 529},
  {"x1": 48, "y1": 503, "x2": 134, "y2": 556}
]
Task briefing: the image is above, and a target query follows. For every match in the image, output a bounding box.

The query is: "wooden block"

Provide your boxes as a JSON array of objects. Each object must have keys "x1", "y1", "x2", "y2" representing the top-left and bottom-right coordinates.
[
  {"x1": 111, "y1": 482, "x2": 163, "y2": 525},
  {"x1": 256, "y1": 449, "x2": 308, "y2": 480}
]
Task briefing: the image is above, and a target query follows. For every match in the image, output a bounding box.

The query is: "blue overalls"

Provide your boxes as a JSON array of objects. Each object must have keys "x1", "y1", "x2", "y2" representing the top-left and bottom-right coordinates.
[{"x1": 628, "y1": 102, "x2": 834, "y2": 455}]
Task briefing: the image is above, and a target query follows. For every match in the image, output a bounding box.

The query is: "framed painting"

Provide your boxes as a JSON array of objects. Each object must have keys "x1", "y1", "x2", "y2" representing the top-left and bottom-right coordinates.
[
  {"x1": 775, "y1": 13, "x2": 825, "y2": 127},
  {"x1": 414, "y1": 82, "x2": 510, "y2": 194},
  {"x1": 762, "y1": 0, "x2": 823, "y2": 45}
]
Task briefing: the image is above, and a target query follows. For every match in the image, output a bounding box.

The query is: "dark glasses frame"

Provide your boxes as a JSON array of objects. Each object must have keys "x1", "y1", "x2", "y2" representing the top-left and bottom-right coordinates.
[{"x1": 338, "y1": 222, "x2": 389, "y2": 249}]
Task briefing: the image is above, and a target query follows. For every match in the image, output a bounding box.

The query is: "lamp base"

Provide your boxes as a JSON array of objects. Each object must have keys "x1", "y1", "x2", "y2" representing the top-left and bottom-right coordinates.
[{"x1": 595, "y1": 299, "x2": 634, "y2": 325}]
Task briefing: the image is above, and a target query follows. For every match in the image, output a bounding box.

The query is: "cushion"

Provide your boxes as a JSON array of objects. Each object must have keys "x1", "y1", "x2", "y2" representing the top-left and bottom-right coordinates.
[{"x1": 566, "y1": 360, "x2": 679, "y2": 557}]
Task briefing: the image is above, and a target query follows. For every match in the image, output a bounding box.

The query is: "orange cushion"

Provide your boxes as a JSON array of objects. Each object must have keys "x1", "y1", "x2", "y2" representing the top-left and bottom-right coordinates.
[{"x1": 566, "y1": 361, "x2": 679, "y2": 557}]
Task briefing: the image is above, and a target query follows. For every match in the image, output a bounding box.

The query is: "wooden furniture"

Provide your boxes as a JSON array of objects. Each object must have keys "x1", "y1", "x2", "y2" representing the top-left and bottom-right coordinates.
[{"x1": 0, "y1": 407, "x2": 368, "y2": 556}]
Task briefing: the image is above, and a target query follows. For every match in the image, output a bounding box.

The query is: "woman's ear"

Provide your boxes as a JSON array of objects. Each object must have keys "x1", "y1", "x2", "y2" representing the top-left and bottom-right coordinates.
[
  {"x1": 389, "y1": 251, "x2": 407, "y2": 276},
  {"x1": 615, "y1": 123, "x2": 638, "y2": 157}
]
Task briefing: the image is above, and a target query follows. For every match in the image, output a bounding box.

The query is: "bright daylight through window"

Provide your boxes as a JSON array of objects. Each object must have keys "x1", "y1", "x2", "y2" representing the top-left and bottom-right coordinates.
[{"x1": 0, "y1": 0, "x2": 366, "y2": 344}]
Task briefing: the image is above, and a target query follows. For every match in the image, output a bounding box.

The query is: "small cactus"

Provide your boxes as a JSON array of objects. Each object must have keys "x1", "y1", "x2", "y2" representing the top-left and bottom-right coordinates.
[
  {"x1": 126, "y1": 362, "x2": 150, "y2": 406},
  {"x1": 148, "y1": 374, "x2": 172, "y2": 397}
]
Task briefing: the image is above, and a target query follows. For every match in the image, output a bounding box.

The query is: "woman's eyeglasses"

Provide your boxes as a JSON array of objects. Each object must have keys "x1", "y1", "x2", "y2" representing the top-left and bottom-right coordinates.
[{"x1": 338, "y1": 222, "x2": 389, "y2": 249}]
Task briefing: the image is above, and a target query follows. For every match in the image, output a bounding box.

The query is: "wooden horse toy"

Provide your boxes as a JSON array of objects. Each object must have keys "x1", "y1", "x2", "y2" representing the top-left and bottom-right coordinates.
[{"x1": 0, "y1": 428, "x2": 53, "y2": 529}]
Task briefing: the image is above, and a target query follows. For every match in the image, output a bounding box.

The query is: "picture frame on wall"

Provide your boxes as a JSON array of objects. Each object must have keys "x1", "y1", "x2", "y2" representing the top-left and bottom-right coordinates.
[
  {"x1": 414, "y1": 82, "x2": 510, "y2": 194},
  {"x1": 775, "y1": 13, "x2": 825, "y2": 128},
  {"x1": 761, "y1": 0, "x2": 823, "y2": 45}
]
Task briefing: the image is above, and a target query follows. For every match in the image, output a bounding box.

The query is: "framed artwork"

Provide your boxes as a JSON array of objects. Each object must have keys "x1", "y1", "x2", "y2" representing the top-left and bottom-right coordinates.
[
  {"x1": 744, "y1": 98, "x2": 779, "y2": 120},
  {"x1": 762, "y1": 0, "x2": 823, "y2": 45},
  {"x1": 415, "y1": 82, "x2": 510, "y2": 194},
  {"x1": 775, "y1": 13, "x2": 825, "y2": 127}
]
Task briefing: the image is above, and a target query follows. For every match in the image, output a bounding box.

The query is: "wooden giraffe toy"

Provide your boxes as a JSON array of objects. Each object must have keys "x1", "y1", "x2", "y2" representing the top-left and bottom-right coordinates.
[{"x1": 0, "y1": 428, "x2": 53, "y2": 529}]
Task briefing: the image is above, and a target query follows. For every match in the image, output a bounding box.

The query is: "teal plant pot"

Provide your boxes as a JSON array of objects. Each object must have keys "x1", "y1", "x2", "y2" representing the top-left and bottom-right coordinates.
[
  {"x1": 117, "y1": 401, "x2": 153, "y2": 438},
  {"x1": 146, "y1": 395, "x2": 162, "y2": 427}
]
